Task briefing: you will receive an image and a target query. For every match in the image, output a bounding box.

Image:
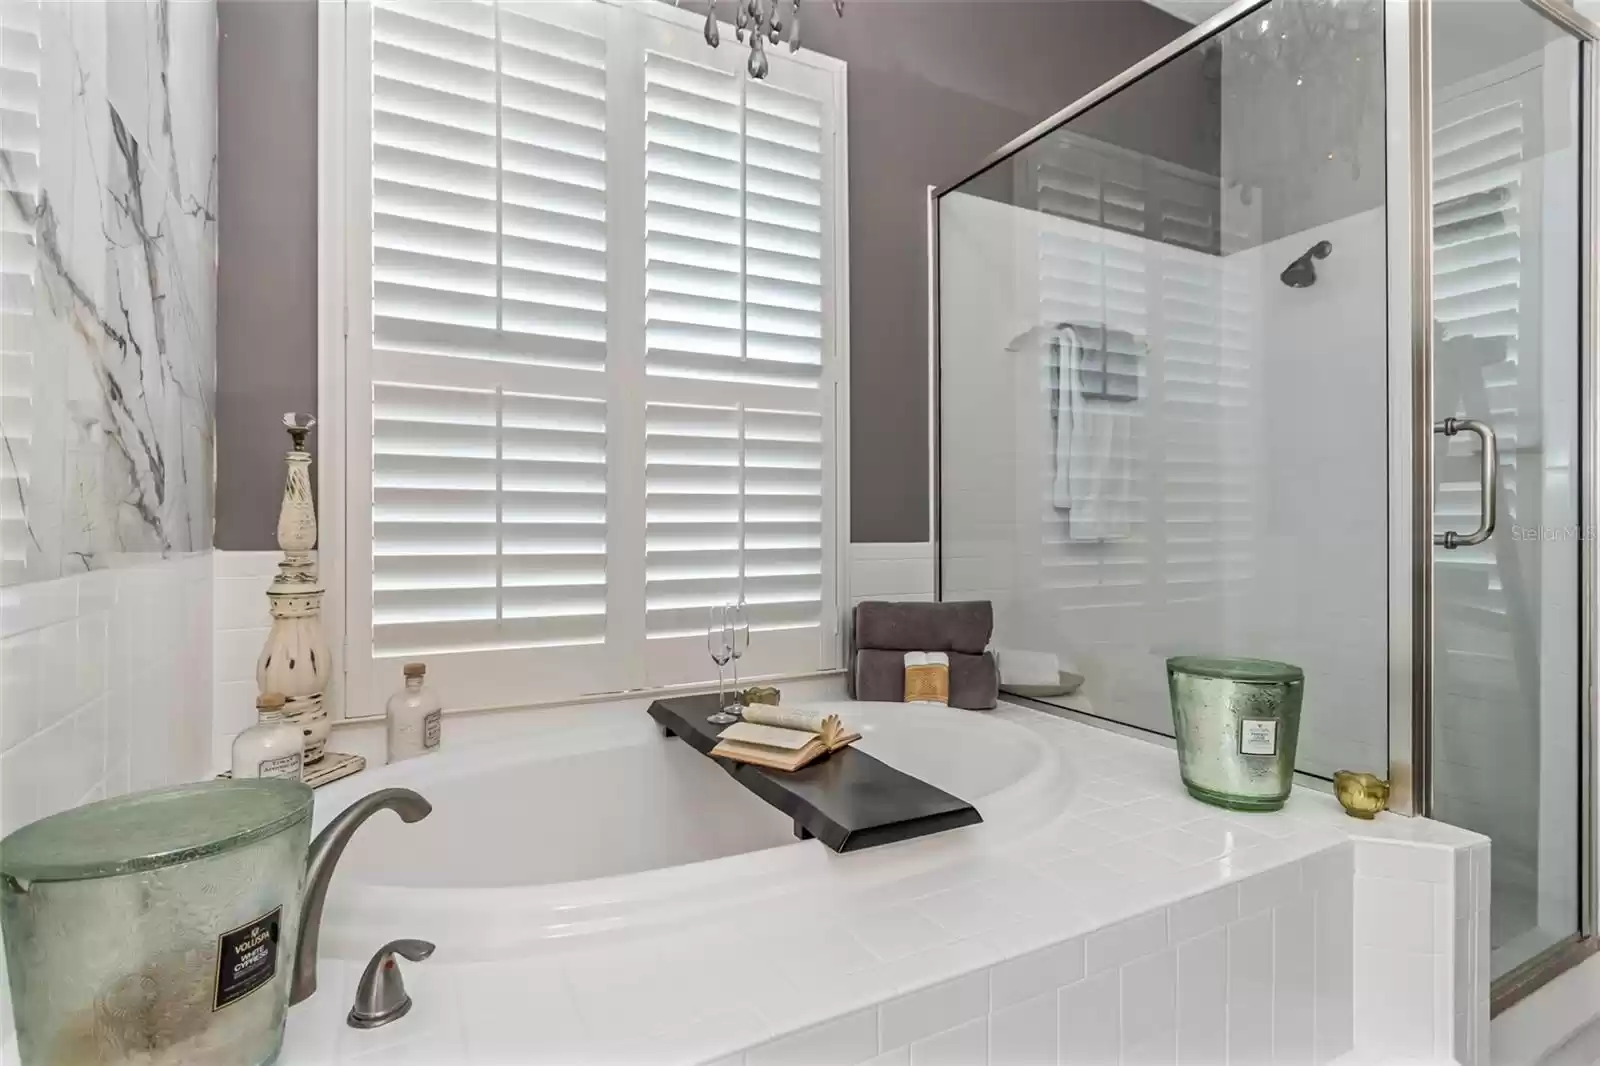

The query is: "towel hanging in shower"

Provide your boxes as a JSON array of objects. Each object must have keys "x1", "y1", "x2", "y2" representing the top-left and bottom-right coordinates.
[{"x1": 1050, "y1": 327, "x2": 1137, "y2": 542}]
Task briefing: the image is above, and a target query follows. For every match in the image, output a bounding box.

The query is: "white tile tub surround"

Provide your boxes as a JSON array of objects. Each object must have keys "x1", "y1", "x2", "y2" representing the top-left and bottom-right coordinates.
[
  {"x1": 212, "y1": 549, "x2": 285, "y2": 772},
  {"x1": 0, "y1": 552, "x2": 213, "y2": 1048},
  {"x1": 270, "y1": 702, "x2": 1487, "y2": 1066},
  {"x1": 849, "y1": 542, "x2": 936, "y2": 606},
  {"x1": 0, "y1": 553, "x2": 212, "y2": 835},
  {"x1": 1352, "y1": 836, "x2": 1493, "y2": 1066}
]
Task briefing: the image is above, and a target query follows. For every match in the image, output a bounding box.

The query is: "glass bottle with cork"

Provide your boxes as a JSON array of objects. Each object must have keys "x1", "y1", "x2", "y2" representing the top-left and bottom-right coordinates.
[
  {"x1": 232, "y1": 692, "x2": 305, "y2": 781},
  {"x1": 386, "y1": 662, "x2": 442, "y2": 763}
]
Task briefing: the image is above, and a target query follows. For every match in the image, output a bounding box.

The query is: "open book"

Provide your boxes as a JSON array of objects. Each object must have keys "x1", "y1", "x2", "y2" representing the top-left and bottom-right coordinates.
[{"x1": 711, "y1": 706, "x2": 861, "y2": 772}]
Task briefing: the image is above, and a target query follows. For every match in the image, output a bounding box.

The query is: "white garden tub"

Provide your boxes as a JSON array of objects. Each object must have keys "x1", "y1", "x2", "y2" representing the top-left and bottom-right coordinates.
[{"x1": 312, "y1": 701, "x2": 1073, "y2": 961}]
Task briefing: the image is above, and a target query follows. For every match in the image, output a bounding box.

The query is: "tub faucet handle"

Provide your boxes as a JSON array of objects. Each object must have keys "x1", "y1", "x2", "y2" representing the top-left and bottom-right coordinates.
[{"x1": 348, "y1": 938, "x2": 435, "y2": 1029}]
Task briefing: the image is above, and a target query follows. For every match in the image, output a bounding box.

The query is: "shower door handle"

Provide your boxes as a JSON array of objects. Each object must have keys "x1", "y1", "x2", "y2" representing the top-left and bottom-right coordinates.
[{"x1": 1433, "y1": 417, "x2": 1498, "y2": 549}]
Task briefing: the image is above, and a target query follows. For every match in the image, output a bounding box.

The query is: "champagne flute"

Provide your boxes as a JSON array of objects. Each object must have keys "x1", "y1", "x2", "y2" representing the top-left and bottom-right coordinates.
[
  {"x1": 707, "y1": 605, "x2": 739, "y2": 725},
  {"x1": 725, "y1": 600, "x2": 751, "y2": 716}
]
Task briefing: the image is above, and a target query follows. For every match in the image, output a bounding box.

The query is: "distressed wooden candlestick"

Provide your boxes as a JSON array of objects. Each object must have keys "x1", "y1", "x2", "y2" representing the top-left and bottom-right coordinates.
[{"x1": 257, "y1": 413, "x2": 333, "y2": 763}]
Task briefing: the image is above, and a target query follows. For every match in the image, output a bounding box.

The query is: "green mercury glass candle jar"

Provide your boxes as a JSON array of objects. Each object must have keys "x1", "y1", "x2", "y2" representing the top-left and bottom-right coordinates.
[
  {"x1": 0, "y1": 780, "x2": 313, "y2": 1066},
  {"x1": 1167, "y1": 656, "x2": 1305, "y2": 812}
]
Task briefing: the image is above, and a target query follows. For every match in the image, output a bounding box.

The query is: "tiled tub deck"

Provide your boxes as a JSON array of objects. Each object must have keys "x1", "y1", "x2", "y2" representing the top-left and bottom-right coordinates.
[{"x1": 277, "y1": 703, "x2": 1487, "y2": 1066}]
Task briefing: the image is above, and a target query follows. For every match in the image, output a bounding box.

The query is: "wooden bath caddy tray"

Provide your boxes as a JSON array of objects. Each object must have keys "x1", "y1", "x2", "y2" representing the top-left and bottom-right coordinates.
[
  {"x1": 217, "y1": 750, "x2": 366, "y2": 789},
  {"x1": 648, "y1": 695, "x2": 981, "y2": 853}
]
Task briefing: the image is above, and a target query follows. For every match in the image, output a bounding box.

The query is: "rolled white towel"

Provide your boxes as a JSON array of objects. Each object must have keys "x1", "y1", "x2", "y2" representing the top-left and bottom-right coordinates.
[{"x1": 994, "y1": 647, "x2": 1061, "y2": 688}]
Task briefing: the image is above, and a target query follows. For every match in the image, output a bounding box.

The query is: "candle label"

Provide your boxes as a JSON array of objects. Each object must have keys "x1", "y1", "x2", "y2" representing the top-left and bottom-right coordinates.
[
  {"x1": 213, "y1": 907, "x2": 282, "y2": 1011},
  {"x1": 1239, "y1": 718, "x2": 1279, "y2": 757}
]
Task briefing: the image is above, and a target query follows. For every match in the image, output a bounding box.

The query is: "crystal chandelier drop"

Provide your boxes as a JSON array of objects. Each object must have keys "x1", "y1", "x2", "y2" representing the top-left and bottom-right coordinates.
[{"x1": 701, "y1": 0, "x2": 843, "y2": 79}]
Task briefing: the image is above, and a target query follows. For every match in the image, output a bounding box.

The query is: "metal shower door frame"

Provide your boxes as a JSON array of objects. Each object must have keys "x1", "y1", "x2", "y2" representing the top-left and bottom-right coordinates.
[
  {"x1": 926, "y1": 0, "x2": 1600, "y2": 1008},
  {"x1": 1433, "y1": 0, "x2": 1600, "y2": 1013}
]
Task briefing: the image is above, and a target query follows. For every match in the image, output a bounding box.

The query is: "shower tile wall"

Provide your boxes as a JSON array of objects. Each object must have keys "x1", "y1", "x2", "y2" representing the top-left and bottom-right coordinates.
[
  {"x1": 0, "y1": 0, "x2": 216, "y2": 1042},
  {"x1": 940, "y1": 190, "x2": 1388, "y2": 778}
]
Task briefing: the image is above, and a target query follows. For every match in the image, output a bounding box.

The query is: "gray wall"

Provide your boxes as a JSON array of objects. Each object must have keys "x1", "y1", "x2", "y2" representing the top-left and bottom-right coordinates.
[
  {"x1": 214, "y1": 0, "x2": 1191, "y2": 547},
  {"x1": 217, "y1": 0, "x2": 319, "y2": 550}
]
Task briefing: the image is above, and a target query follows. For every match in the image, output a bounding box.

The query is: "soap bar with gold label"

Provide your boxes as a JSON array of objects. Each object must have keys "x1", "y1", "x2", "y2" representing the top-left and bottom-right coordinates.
[{"x1": 903, "y1": 652, "x2": 950, "y2": 705}]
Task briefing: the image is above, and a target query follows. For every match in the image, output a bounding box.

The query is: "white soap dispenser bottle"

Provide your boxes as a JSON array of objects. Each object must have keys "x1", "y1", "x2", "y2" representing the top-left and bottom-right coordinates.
[
  {"x1": 386, "y1": 662, "x2": 442, "y2": 763},
  {"x1": 232, "y1": 692, "x2": 305, "y2": 780}
]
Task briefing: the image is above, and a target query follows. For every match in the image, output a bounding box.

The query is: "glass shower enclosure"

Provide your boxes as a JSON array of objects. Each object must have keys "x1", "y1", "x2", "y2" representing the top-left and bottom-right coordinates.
[{"x1": 933, "y1": 0, "x2": 1596, "y2": 1008}]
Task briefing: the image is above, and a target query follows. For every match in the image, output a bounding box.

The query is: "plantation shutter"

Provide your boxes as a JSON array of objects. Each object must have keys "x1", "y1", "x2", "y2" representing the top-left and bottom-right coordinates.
[
  {"x1": 639, "y1": 29, "x2": 834, "y2": 686},
  {"x1": 0, "y1": 0, "x2": 41, "y2": 586},
  {"x1": 346, "y1": 0, "x2": 842, "y2": 714},
  {"x1": 363, "y1": 0, "x2": 614, "y2": 714}
]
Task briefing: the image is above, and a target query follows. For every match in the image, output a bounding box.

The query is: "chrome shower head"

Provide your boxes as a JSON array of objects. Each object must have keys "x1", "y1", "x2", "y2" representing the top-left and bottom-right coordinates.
[{"x1": 1280, "y1": 239, "x2": 1333, "y2": 288}]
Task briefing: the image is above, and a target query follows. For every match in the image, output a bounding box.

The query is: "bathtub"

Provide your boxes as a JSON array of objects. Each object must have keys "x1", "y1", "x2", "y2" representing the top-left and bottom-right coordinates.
[{"x1": 312, "y1": 700, "x2": 1073, "y2": 961}]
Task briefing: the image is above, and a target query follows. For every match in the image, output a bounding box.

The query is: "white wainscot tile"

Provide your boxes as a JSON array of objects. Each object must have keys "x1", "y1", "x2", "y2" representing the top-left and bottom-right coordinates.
[
  {"x1": 990, "y1": 938, "x2": 1084, "y2": 1011},
  {"x1": 1273, "y1": 896, "x2": 1315, "y2": 1065},
  {"x1": 1470, "y1": 846, "x2": 1490, "y2": 914},
  {"x1": 34, "y1": 618, "x2": 78, "y2": 732},
  {"x1": 214, "y1": 679, "x2": 261, "y2": 739},
  {"x1": 215, "y1": 626, "x2": 266, "y2": 686},
  {"x1": 1355, "y1": 875, "x2": 1436, "y2": 954},
  {"x1": 1085, "y1": 912, "x2": 1167, "y2": 974},
  {"x1": 1120, "y1": 948, "x2": 1176, "y2": 1054},
  {"x1": 1237, "y1": 860, "x2": 1302, "y2": 916},
  {"x1": 989, "y1": 992, "x2": 1055, "y2": 1066},
  {"x1": 880, "y1": 972, "x2": 988, "y2": 1051},
  {"x1": 1353, "y1": 947, "x2": 1435, "y2": 1058},
  {"x1": 72, "y1": 612, "x2": 108, "y2": 711},
  {"x1": 1354, "y1": 840, "x2": 1453, "y2": 884},
  {"x1": 0, "y1": 578, "x2": 75, "y2": 641},
  {"x1": 747, "y1": 1008, "x2": 878, "y2": 1066},
  {"x1": 1168, "y1": 883, "x2": 1238, "y2": 943},
  {"x1": 0, "y1": 630, "x2": 39, "y2": 752},
  {"x1": 211, "y1": 735, "x2": 236, "y2": 778},
  {"x1": 1227, "y1": 910, "x2": 1274, "y2": 1065},
  {"x1": 910, "y1": 1017, "x2": 987, "y2": 1066},
  {"x1": 1314, "y1": 884, "x2": 1354, "y2": 1063},
  {"x1": 857, "y1": 1047, "x2": 910, "y2": 1066},
  {"x1": 1301, "y1": 842, "x2": 1354, "y2": 887},
  {"x1": 32, "y1": 718, "x2": 82, "y2": 821},
  {"x1": 0, "y1": 739, "x2": 39, "y2": 836},
  {"x1": 1058, "y1": 970, "x2": 1119, "y2": 1066},
  {"x1": 1121, "y1": 1030, "x2": 1177, "y2": 1066},
  {"x1": 214, "y1": 575, "x2": 270, "y2": 631},
  {"x1": 1176, "y1": 928, "x2": 1226, "y2": 1065}
]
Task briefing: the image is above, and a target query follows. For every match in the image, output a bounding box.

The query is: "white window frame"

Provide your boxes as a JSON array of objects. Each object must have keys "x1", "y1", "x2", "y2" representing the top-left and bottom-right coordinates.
[{"x1": 317, "y1": 0, "x2": 850, "y2": 720}]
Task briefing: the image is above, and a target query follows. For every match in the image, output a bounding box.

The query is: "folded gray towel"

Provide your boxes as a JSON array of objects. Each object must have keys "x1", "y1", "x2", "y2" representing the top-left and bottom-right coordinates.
[
  {"x1": 853, "y1": 649, "x2": 999, "y2": 711},
  {"x1": 852, "y1": 600, "x2": 993, "y2": 655}
]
